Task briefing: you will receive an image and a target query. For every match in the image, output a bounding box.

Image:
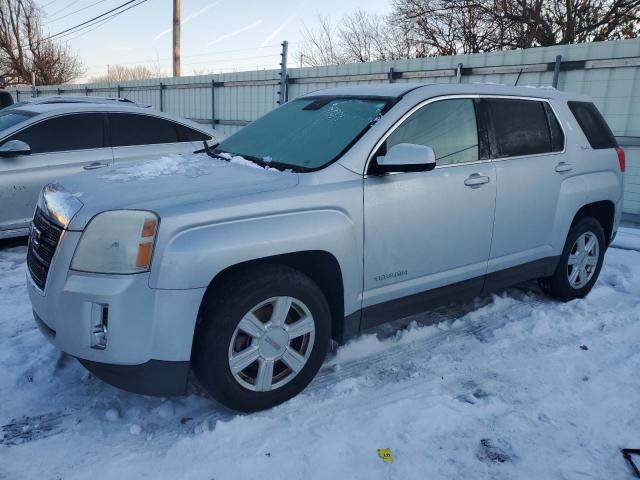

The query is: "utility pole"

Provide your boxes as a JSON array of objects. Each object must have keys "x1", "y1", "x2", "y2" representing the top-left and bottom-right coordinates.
[{"x1": 173, "y1": 0, "x2": 181, "y2": 77}]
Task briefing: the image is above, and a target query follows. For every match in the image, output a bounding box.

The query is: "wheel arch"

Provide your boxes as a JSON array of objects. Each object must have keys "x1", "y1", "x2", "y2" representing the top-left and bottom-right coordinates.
[
  {"x1": 571, "y1": 200, "x2": 615, "y2": 246},
  {"x1": 193, "y1": 250, "x2": 349, "y2": 346}
]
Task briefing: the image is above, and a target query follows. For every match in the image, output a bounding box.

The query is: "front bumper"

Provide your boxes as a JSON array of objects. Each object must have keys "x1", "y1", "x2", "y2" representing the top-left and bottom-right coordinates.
[{"x1": 28, "y1": 229, "x2": 206, "y2": 396}]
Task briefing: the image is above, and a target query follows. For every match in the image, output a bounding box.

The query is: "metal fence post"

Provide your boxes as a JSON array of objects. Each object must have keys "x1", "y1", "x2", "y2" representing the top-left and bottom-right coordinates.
[
  {"x1": 159, "y1": 82, "x2": 165, "y2": 112},
  {"x1": 85, "y1": 86, "x2": 89, "y2": 96},
  {"x1": 117, "y1": 85, "x2": 122, "y2": 98},
  {"x1": 456, "y1": 63, "x2": 463, "y2": 83},
  {"x1": 552, "y1": 55, "x2": 562, "y2": 89},
  {"x1": 15, "y1": 90, "x2": 19, "y2": 101},
  {"x1": 211, "y1": 79, "x2": 215, "y2": 127},
  {"x1": 388, "y1": 67, "x2": 395, "y2": 83},
  {"x1": 277, "y1": 40, "x2": 288, "y2": 105}
]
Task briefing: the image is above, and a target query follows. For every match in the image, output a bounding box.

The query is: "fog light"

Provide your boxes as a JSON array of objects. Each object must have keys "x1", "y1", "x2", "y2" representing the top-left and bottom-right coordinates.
[{"x1": 90, "y1": 303, "x2": 108, "y2": 350}]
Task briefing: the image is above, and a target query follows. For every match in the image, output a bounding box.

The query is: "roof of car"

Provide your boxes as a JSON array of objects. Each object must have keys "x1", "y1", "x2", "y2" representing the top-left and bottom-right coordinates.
[
  {"x1": 303, "y1": 82, "x2": 587, "y2": 101},
  {"x1": 12, "y1": 95, "x2": 151, "y2": 108},
  {"x1": 0, "y1": 96, "x2": 216, "y2": 138}
]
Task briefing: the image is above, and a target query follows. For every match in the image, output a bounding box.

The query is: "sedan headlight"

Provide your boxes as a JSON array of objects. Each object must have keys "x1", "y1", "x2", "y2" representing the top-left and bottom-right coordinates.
[{"x1": 71, "y1": 210, "x2": 159, "y2": 274}]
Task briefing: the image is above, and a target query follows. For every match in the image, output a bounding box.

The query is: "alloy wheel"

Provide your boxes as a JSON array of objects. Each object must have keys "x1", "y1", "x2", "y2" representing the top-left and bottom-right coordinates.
[{"x1": 227, "y1": 296, "x2": 316, "y2": 392}]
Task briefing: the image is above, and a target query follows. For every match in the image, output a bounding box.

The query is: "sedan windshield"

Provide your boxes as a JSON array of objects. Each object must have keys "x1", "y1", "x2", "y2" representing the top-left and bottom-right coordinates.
[
  {"x1": 215, "y1": 96, "x2": 392, "y2": 171},
  {"x1": 0, "y1": 110, "x2": 35, "y2": 134}
]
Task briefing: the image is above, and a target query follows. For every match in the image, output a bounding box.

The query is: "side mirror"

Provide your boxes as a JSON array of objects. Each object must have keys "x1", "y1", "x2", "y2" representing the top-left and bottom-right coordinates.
[
  {"x1": 376, "y1": 143, "x2": 436, "y2": 173},
  {"x1": 0, "y1": 139, "x2": 31, "y2": 157}
]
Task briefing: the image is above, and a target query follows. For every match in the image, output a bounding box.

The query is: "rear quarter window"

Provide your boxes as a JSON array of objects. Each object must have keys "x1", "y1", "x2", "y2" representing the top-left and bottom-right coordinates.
[{"x1": 567, "y1": 101, "x2": 617, "y2": 149}]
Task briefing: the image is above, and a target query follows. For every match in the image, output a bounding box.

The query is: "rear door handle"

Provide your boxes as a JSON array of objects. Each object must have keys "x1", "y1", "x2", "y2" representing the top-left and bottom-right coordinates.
[
  {"x1": 464, "y1": 173, "x2": 490, "y2": 187},
  {"x1": 83, "y1": 161, "x2": 109, "y2": 170},
  {"x1": 555, "y1": 162, "x2": 573, "y2": 173}
]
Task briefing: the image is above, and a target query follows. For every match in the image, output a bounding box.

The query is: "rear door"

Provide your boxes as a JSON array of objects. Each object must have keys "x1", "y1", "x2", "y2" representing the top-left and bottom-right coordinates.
[
  {"x1": 484, "y1": 97, "x2": 567, "y2": 278},
  {"x1": 0, "y1": 113, "x2": 111, "y2": 233},
  {"x1": 108, "y1": 113, "x2": 211, "y2": 163}
]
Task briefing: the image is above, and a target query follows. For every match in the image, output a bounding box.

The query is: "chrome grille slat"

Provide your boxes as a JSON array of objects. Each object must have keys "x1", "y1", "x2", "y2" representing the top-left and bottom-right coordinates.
[{"x1": 27, "y1": 208, "x2": 63, "y2": 290}]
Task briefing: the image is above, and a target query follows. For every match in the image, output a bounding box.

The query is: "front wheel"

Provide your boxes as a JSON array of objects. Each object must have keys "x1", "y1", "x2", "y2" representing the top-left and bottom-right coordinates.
[
  {"x1": 538, "y1": 217, "x2": 606, "y2": 301},
  {"x1": 192, "y1": 265, "x2": 331, "y2": 412}
]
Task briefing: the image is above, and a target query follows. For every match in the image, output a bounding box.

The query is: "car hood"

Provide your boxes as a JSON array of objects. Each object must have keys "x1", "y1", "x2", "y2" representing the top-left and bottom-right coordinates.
[{"x1": 52, "y1": 153, "x2": 299, "y2": 230}]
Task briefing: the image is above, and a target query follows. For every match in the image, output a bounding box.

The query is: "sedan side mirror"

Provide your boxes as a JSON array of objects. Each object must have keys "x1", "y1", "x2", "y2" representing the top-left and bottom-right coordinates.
[
  {"x1": 0, "y1": 139, "x2": 31, "y2": 157},
  {"x1": 376, "y1": 143, "x2": 436, "y2": 173}
]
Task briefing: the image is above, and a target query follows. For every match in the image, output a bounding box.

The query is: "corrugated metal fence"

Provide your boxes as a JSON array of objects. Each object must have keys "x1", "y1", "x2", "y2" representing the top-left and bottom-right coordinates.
[{"x1": 11, "y1": 38, "x2": 640, "y2": 217}]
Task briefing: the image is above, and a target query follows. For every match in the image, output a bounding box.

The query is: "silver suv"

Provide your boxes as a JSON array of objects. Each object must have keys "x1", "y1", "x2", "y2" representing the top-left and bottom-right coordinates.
[{"x1": 27, "y1": 83, "x2": 625, "y2": 412}]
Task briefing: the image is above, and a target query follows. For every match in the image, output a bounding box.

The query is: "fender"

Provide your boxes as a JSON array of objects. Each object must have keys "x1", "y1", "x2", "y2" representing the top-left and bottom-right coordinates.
[
  {"x1": 150, "y1": 208, "x2": 362, "y2": 315},
  {"x1": 551, "y1": 170, "x2": 622, "y2": 252}
]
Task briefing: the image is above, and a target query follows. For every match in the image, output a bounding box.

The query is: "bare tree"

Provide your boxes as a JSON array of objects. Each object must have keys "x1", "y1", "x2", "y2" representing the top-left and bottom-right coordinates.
[
  {"x1": 300, "y1": 11, "x2": 415, "y2": 66},
  {"x1": 340, "y1": 10, "x2": 415, "y2": 62},
  {"x1": 300, "y1": 14, "x2": 345, "y2": 66},
  {"x1": 392, "y1": 0, "x2": 640, "y2": 55},
  {"x1": 0, "y1": 0, "x2": 83, "y2": 87},
  {"x1": 89, "y1": 65, "x2": 158, "y2": 83}
]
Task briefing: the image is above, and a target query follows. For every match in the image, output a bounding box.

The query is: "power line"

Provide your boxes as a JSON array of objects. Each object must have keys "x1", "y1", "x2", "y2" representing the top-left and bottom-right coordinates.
[
  {"x1": 47, "y1": 0, "x2": 109, "y2": 24},
  {"x1": 51, "y1": 0, "x2": 148, "y2": 41},
  {"x1": 48, "y1": 0, "x2": 144, "y2": 40},
  {"x1": 86, "y1": 43, "x2": 284, "y2": 68},
  {"x1": 46, "y1": 0, "x2": 83, "y2": 18}
]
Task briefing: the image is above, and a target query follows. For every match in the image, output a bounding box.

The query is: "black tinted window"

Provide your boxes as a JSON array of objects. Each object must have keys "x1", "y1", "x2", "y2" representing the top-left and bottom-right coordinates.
[
  {"x1": 567, "y1": 101, "x2": 617, "y2": 149},
  {"x1": 176, "y1": 124, "x2": 211, "y2": 142},
  {"x1": 487, "y1": 99, "x2": 551, "y2": 157},
  {"x1": 109, "y1": 113, "x2": 179, "y2": 147},
  {"x1": 544, "y1": 103, "x2": 564, "y2": 152},
  {"x1": 8, "y1": 113, "x2": 104, "y2": 153}
]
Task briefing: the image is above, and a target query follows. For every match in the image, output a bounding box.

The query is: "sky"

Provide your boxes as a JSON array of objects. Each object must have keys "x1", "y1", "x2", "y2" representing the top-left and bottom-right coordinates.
[{"x1": 40, "y1": 0, "x2": 393, "y2": 82}]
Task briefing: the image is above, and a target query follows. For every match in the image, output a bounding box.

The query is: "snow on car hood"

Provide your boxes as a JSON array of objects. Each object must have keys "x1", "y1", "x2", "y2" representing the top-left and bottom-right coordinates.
[{"x1": 54, "y1": 153, "x2": 298, "y2": 230}]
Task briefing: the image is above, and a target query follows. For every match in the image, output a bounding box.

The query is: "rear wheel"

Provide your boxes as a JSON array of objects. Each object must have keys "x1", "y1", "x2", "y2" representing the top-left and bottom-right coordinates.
[
  {"x1": 192, "y1": 265, "x2": 331, "y2": 412},
  {"x1": 538, "y1": 217, "x2": 606, "y2": 301}
]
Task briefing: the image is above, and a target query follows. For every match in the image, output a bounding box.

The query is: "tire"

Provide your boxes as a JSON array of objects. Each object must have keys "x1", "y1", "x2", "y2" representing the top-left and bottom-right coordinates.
[
  {"x1": 538, "y1": 217, "x2": 606, "y2": 301},
  {"x1": 192, "y1": 264, "x2": 331, "y2": 412}
]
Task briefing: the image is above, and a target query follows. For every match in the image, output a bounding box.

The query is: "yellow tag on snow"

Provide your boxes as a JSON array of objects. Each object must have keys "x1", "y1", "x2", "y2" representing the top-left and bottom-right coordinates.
[{"x1": 377, "y1": 448, "x2": 394, "y2": 463}]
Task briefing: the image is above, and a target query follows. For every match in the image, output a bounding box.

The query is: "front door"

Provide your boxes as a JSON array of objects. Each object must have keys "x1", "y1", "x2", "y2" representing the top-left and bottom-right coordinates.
[{"x1": 362, "y1": 98, "x2": 497, "y2": 329}]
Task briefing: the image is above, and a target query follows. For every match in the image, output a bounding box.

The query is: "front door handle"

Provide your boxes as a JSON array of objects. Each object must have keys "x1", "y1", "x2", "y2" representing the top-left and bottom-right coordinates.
[
  {"x1": 464, "y1": 173, "x2": 490, "y2": 187},
  {"x1": 555, "y1": 162, "x2": 573, "y2": 173},
  {"x1": 84, "y1": 161, "x2": 109, "y2": 170}
]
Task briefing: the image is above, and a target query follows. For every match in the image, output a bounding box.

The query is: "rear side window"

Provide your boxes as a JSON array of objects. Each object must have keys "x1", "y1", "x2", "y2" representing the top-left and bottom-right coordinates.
[
  {"x1": 567, "y1": 101, "x2": 617, "y2": 149},
  {"x1": 486, "y1": 99, "x2": 553, "y2": 158},
  {"x1": 175, "y1": 124, "x2": 211, "y2": 142},
  {"x1": 109, "y1": 113, "x2": 180, "y2": 147},
  {"x1": 8, "y1": 113, "x2": 104, "y2": 153}
]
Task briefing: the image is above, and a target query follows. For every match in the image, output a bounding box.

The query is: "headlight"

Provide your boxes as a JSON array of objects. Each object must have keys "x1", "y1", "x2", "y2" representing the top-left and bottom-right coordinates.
[{"x1": 71, "y1": 210, "x2": 159, "y2": 274}]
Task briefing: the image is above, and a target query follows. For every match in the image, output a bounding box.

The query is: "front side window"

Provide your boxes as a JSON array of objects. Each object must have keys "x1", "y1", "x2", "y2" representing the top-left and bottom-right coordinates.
[
  {"x1": 7, "y1": 113, "x2": 104, "y2": 153},
  {"x1": 486, "y1": 99, "x2": 553, "y2": 157},
  {"x1": 0, "y1": 109, "x2": 37, "y2": 135},
  {"x1": 176, "y1": 124, "x2": 212, "y2": 142},
  {"x1": 216, "y1": 96, "x2": 391, "y2": 171},
  {"x1": 109, "y1": 113, "x2": 180, "y2": 147},
  {"x1": 384, "y1": 98, "x2": 479, "y2": 166}
]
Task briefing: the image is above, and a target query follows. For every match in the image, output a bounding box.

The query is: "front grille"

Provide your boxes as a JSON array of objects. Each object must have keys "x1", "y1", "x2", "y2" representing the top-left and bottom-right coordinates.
[{"x1": 27, "y1": 208, "x2": 63, "y2": 290}]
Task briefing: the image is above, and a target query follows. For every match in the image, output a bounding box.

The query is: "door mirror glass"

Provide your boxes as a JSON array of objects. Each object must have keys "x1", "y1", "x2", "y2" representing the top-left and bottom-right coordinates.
[
  {"x1": 0, "y1": 139, "x2": 31, "y2": 157},
  {"x1": 376, "y1": 143, "x2": 436, "y2": 173}
]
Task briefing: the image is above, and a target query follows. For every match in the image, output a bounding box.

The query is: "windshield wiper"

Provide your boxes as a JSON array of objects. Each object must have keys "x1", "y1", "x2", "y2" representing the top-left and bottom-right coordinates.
[{"x1": 197, "y1": 141, "x2": 230, "y2": 161}]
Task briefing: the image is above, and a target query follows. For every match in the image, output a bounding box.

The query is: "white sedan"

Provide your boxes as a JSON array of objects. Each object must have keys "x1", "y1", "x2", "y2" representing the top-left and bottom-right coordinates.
[{"x1": 0, "y1": 96, "x2": 218, "y2": 239}]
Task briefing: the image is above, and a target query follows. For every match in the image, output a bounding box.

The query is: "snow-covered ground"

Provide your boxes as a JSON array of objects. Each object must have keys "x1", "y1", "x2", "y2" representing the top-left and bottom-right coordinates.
[{"x1": 1, "y1": 229, "x2": 640, "y2": 479}]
